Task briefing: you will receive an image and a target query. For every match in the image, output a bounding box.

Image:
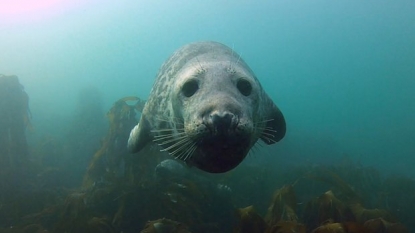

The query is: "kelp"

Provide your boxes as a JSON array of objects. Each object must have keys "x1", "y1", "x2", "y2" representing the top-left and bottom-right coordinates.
[
  {"x1": 381, "y1": 176, "x2": 415, "y2": 231},
  {"x1": 53, "y1": 96, "x2": 234, "y2": 233},
  {"x1": 54, "y1": 191, "x2": 90, "y2": 232},
  {"x1": 264, "y1": 221, "x2": 306, "y2": 233},
  {"x1": 2, "y1": 157, "x2": 414, "y2": 233},
  {"x1": 83, "y1": 96, "x2": 145, "y2": 188},
  {"x1": 140, "y1": 218, "x2": 192, "y2": 233},
  {"x1": 349, "y1": 203, "x2": 395, "y2": 223},
  {"x1": 234, "y1": 206, "x2": 268, "y2": 233},
  {"x1": 1, "y1": 92, "x2": 415, "y2": 232},
  {"x1": 310, "y1": 222, "x2": 347, "y2": 233},
  {"x1": 233, "y1": 165, "x2": 411, "y2": 233},
  {"x1": 86, "y1": 217, "x2": 116, "y2": 233},
  {"x1": 0, "y1": 74, "x2": 30, "y2": 169},
  {"x1": 305, "y1": 168, "x2": 361, "y2": 204},
  {"x1": 265, "y1": 184, "x2": 298, "y2": 225},
  {"x1": 307, "y1": 221, "x2": 370, "y2": 233},
  {"x1": 304, "y1": 190, "x2": 355, "y2": 231},
  {"x1": 0, "y1": 223, "x2": 47, "y2": 233},
  {"x1": 364, "y1": 218, "x2": 409, "y2": 233}
]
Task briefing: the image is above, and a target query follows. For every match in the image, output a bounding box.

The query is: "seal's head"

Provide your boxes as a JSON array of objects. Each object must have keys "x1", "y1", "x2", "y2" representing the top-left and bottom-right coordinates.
[{"x1": 128, "y1": 41, "x2": 286, "y2": 173}]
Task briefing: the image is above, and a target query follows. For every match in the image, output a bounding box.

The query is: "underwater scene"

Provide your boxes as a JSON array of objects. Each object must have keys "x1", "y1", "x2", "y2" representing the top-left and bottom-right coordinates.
[{"x1": 1, "y1": 1, "x2": 415, "y2": 233}]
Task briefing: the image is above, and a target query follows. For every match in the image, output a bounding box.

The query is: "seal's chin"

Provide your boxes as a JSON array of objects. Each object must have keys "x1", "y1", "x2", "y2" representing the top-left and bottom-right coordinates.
[{"x1": 188, "y1": 135, "x2": 251, "y2": 173}]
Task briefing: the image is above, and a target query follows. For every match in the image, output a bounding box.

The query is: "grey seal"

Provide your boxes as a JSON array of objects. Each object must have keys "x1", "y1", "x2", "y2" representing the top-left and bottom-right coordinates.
[{"x1": 128, "y1": 41, "x2": 286, "y2": 173}]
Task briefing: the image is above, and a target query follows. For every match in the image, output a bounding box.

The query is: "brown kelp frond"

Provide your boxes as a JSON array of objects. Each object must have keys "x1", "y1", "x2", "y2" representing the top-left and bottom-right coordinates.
[
  {"x1": 305, "y1": 169, "x2": 361, "y2": 204},
  {"x1": 349, "y1": 203, "x2": 396, "y2": 223},
  {"x1": 235, "y1": 206, "x2": 268, "y2": 233},
  {"x1": 304, "y1": 190, "x2": 355, "y2": 231},
  {"x1": 140, "y1": 218, "x2": 192, "y2": 233},
  {"x1": 265, "y1": 221, "x2": 306, "y2": 233},
  {"x1": 310, "y1": 222, "x2": 346, "y2": 233},
  {"x1": 83, "y1": 96, "x2": 144, "y2": 188},
  {"x1": 364, "y1": 218, "x2": 409, "y2": 233},
  {"x1": 265, "y1": 184, "x2": 298, "y2": 225}
]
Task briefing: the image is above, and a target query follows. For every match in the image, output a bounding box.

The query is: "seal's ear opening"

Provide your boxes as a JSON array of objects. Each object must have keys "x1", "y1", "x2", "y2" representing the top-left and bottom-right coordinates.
[
  {"x1": 127, "y1": 116, "x2": 152, "y2": 153},
  {"x1": 260, "y1": 96, "x2": 286, "y2": 145}
]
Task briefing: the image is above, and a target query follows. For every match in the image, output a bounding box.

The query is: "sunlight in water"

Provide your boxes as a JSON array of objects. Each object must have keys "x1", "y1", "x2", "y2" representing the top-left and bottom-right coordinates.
[{"x1": 0, "y1": 0, "x2": 83, "y2": 24}]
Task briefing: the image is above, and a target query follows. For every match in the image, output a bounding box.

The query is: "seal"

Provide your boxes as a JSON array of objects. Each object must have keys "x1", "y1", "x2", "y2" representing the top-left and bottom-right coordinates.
[{"x1": 128, "y1": 41, "x2": 286, "y2": 173}]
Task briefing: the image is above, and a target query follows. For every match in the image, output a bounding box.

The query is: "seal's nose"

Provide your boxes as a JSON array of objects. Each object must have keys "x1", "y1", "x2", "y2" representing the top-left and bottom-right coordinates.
[
  {"x1": 204, "y1": 111, "x2": 238, "y2": 133},
  {"x1": 211, "y1": 112, "x2": 233, "y2": 127}
]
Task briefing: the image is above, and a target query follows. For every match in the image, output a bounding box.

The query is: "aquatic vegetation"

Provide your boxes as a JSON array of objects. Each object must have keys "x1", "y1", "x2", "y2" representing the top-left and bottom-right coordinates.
[
  {"x1": 0, "y1": 74, "x2": 30, "y2": 169},
  {"x1": 140, "y1": 218, "x2": 192, "y2": 233},
  {"x1": 349, "y1": 203, "x2": 395, "y2": 223},
  {"x1": 235, "y1": 206, "x2": 267, "y2": 233},
  {"x1": 309, "y1": 221, "x2": 370, "y2": 233},
  {"x1": 381, "y1": 176, "x2": 415, "y2": 231},
  {"x1": 304, "y1": 190, "x2": 355, "y2": 231},
  {"x1": 1, "y1": 95, "x2": 414, "y2": 233},
  {"x1": 264, "y1": 221, "x2": 306, "y2": 233},
  {"x1": 305, "y1": 168, "x2": 362, "y2": 204},
  {"x1": 53, "y1": 191, "x2": 90, "y2": 232},
  {"x1": 83, "y1": 96, "x2": 145, "y2": 188},
  {"x1": 86, "y1": 217, "x2": 116, "y2": 233},
  {"x1": 364, "y1": 218, "x2": 409, "y2": 233},
  {"x1": 265, "y1": 184, "x2": 298, "y2": 224},
  {"x1": 232, "y1": 163, "x2": 410, "y2": 233}
]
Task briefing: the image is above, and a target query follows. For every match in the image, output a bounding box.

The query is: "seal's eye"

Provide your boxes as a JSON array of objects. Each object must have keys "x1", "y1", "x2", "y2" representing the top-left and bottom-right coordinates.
[
  {"x1": 182, "y1": 79, "x2": 199, "y2": 97},
  {"x1": 237, "y1": 79, "x2": 252, "y2": 96}
]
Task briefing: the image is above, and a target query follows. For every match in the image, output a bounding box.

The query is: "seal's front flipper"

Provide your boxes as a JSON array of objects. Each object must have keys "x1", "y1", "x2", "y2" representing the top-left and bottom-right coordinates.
[
  {"x1": 260, "y1": 95, "x2": 286, "y2": 145},
  {"x1": 127, "y1": 116, "x2": 152, "y2": 153}
]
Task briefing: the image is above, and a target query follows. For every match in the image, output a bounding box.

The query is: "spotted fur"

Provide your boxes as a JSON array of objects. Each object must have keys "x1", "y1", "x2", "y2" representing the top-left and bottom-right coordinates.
[{"x1": 128, "y1": 41, "x2": 286, "y2": 173}]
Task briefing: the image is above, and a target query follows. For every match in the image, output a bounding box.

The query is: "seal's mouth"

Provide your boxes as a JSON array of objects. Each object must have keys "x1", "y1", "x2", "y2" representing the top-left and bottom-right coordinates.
[{"x1": 188, "y1": 134, "x2": 251, "y2": 173}]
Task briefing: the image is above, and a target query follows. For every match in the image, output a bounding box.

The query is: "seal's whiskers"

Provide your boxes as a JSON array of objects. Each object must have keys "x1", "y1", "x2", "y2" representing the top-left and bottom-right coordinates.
[
  {"x1": 151, "y1": 128, "x2": 185, "y2": 133},
  {"x1": 160, "y1": 137, "x2": 191, "y2": 152},
  {"x1": 254, "y1": 119, "x2": 274, "y2": 125},
  {"x1": 168, "y1": 139, "x2": 193, "y2": 157},
  {"x1": 260, "y1": 131, "x2": 276, "y2": 138},
  {"x1": 153, "y1": 132, "x2": 187, "y2": 140},
  {"x1": 262, "y1": 127, "x2": 278, "y2": 133},
  {"x1": 155, "y1": 135, "x2": 189, "y2": 146},
  {"x1": 155, "y1": 117, "x2": 184, "y2": 125},
  {"x1": 177, "y1": 141, "x2": 197, "y2": 162},
  {"x1": 253, "y1": 119, "x2": 279, "y2": 144},
  {"x1": 259, "y1": 135, "x2": 277, "y2": 144},
  {"x1": 184, "y1": 144, "x2": 198, "y2": 161}
]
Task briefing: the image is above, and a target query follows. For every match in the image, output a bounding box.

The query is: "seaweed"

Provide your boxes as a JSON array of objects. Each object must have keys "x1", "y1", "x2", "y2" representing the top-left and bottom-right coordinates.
[
  {"x1": 0, "y1": 74, "x2": 30, "y2": 169},
  {"x1": 309, "y1": 221, "x2": 370, "y2": 233},
  {"x1": 303, "y1": 190, "x2": 355, "y2": 231},
  {"x1": 234, "y1": 206, "x2": 268, "y2": 233},
  {"x1": 83, "y1": 96, "x2": 145, "y2": 188},
  {"x1": 265, "y1": 184, "x2": 298, "y2": 225},
  {"x1": 231, "y1": 163, "x2": 411, "y2": 233},
  {"x1": 264, "y1": 221, "x2": 306, "y2": 233},
  {"x1": 2, "y1": 91, "x2": 415, "y2": 233},
  {"x1": 140, "y1": 218, "x2": 192, "y2": 233},
  {"x1": 364, "y1": 218, "x2": 409, "y2": 233}
]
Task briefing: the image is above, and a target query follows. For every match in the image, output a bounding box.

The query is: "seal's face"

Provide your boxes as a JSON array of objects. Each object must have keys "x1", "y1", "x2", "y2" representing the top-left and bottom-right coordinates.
[
  {"x1": 173, "y1": 60, "x2": 260, "y2": 172},
  {"x1": 128, "y1": 41, "x2": 286, "y2": 173}
]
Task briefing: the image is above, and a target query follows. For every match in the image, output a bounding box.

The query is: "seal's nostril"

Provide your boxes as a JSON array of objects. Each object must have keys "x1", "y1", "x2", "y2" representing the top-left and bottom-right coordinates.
[{"x1": 210, "y1": 112, "x2": 234, "y2": 129}]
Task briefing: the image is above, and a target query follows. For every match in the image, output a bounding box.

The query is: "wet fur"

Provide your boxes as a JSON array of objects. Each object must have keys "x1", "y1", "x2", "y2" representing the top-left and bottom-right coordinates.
[{"x1": 128, "y1": 41, "x2": 286, "y2": 173}]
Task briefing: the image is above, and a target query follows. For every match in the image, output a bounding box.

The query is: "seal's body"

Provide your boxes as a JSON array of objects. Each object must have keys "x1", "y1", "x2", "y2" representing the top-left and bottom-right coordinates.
[{"x1": 128, "y1": 41, "x2": 286, "y2": 173}]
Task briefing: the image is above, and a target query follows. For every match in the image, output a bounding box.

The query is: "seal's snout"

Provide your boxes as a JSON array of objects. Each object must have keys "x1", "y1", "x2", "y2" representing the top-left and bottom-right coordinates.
[
  {"x1": 210, "y1": 111, "x2": 234, "y2": 128},
  {"x1": 204, "y1": 111, "x2": 238, "y2": 133}
]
